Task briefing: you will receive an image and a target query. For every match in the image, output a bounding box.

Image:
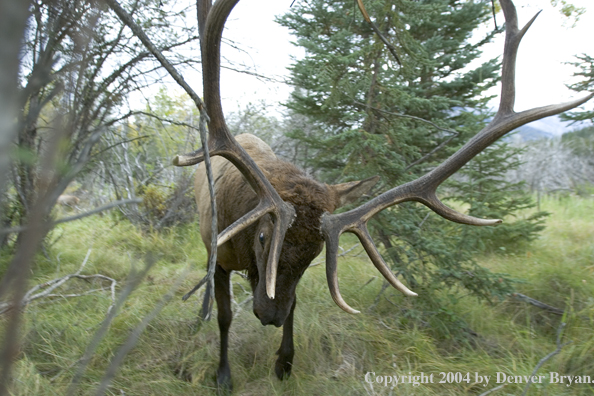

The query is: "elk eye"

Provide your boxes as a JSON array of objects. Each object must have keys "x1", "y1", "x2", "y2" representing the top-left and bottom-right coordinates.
[{"x1": 259, "y1": 232, "x2": 265, "y2": 245}]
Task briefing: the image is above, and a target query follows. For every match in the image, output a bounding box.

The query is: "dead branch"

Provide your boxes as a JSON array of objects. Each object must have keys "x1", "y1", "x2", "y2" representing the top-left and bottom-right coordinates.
[
  {"x1": 511, "y1": 293, "x2": 565, "y2": 316},
  {"x1": 356, "y1": 0, "x2": 401, "y2": 65},
  {"x1": 0, "y1": 249, "x2": 117, "y2": 316}
]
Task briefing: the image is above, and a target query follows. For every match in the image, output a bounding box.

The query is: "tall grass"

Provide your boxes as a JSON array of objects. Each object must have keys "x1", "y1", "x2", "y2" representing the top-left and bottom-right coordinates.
[{"x1": 2, "y1": 195, "x2": 593, "y2": 395}]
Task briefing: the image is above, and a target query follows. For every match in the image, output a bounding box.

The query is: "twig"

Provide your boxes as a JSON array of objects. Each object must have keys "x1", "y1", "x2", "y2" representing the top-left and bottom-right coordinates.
[
  {"x1": 418, "y1": 213, "x2": 430, "y2": 229},
  {"x1": 521, "y1": 322, "x2": 572, "y2": 396},
  {"x1": 353, "y1": 100, "x2": 461, "y2": 170},
  {"x1": 181, "y1": 274, "x2": 210, "y2": 302},
  {"x1": 511, "y1": 293, "x2": 565, "y2": 316},
  {"x1": 361, "y1": 276, "x2": 377, "y2": 290}
]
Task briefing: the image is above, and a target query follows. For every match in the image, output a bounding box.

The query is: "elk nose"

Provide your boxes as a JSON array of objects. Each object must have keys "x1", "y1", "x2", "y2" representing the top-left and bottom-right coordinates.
[{"x1": 253, "y1": 308, "x2": 284, "y2": 327}]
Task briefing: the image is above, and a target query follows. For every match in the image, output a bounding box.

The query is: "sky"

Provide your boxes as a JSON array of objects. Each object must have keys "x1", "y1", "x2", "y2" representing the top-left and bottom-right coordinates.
[{"x1": 168, "y1": 0, "x2": 594, "y2": 128}]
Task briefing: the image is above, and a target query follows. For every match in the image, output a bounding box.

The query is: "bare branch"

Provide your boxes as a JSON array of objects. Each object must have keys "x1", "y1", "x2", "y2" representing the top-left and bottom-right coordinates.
[
  {"x1": 103, "y1": 0, "x2": 205, "y2": 113},
  {"x1": 103, "y1": 0, "x2": 221, "y2": 306},
  {"x1": 0, "y1": 199, "x2": 144, "y2": 235},
  {"x1": 511, "y1": 293, "x2": 565, "y2": 316}
]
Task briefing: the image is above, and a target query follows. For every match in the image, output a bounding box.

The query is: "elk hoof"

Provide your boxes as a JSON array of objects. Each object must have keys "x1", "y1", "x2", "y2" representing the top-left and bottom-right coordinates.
[
  {"x1": 216, "y1": 366, "x2": 233, "y2": 394},
  {"x1": 275, "y1": 355, "x2": 293, "y2": 380}
]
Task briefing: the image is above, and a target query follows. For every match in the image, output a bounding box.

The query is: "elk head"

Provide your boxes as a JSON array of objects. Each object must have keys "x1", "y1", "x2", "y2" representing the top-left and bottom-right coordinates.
[{"x1": 246, "y1": 170, "x2": 380, "y2": 327}]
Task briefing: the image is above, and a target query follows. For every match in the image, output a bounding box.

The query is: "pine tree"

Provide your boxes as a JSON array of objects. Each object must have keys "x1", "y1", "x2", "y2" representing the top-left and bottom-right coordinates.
[
  {"x1": 278, "y1": 0, "x2": 545, "y2": 337},
  {"x1": 560, "y1": 54, "x2": 594, "y2": 123}
]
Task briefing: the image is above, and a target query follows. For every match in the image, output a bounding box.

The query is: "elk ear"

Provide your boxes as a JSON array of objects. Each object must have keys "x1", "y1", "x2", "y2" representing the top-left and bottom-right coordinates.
[{"x1": 329, "y1": 176, "x2": 380, "y2": 209}]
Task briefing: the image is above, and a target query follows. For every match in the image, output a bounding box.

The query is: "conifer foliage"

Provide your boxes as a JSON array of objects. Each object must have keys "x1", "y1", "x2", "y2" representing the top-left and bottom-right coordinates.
[{"x1": 279, "y1": 0, "x2": 546, "y2": 334}]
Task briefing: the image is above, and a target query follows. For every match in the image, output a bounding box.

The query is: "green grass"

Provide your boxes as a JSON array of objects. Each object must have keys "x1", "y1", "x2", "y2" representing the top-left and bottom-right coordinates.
[{"x1": 2, "y1": 195, "x2": 594, "y2": 395}]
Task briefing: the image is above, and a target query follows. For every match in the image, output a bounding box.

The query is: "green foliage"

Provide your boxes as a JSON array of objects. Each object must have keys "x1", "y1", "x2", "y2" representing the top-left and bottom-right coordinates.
[
  {"x1": 277, "y1": 0, "x2": 545, "y2": 334},
  {"x1": 561, "y1": 54, "x2": 594, "y2": 123}
]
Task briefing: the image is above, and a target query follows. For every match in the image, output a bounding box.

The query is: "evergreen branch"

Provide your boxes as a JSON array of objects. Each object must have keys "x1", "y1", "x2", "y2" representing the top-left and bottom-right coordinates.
[
  {"x1": 355, "y1": 0, "x2": 401, "y2": 65},
  {"x1": 355, "y1": 100, "x2": 461, "y2": 170}
]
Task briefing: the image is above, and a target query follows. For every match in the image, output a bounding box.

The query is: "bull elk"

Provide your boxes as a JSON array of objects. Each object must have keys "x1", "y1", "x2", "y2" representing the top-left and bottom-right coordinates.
[{"x1": 171, "y1": 0, "x2": 593, "y2": 391}]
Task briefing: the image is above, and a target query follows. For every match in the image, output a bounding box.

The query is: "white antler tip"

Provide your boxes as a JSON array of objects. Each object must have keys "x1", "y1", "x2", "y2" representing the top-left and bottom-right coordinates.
[{"x1": 267, "y1": 288, "x2": 275, "y2": 300}]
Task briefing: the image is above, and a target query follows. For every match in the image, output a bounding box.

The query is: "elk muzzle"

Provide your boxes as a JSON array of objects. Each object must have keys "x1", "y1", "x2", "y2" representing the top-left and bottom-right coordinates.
[{"x1": 252, "y1": 290, "x2": 294, "y2": 327}]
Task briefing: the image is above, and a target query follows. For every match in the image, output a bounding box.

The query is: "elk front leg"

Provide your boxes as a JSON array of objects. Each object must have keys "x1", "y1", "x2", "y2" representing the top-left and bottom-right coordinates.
[
  {"x1": 214, "y1": 264, "x2": 233, "y2": 391},
  {"x1": 275, "y1": 298, "x2": 296, "y2": 379}
]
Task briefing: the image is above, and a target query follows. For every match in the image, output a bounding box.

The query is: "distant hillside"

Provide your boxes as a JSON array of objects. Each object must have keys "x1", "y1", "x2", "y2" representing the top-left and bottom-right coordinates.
[{"x1": 506, "y1": 115, "x2": 587, "y2": 143}]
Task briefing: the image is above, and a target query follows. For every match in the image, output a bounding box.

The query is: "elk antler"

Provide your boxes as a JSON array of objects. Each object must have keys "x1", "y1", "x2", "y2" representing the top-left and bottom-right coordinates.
[
  {"x1": 173, "y1": 0, "x2": 295, "y2": 299},
  {"x1": 321, "y1": 0, "x2": 594, "y2": 314}
]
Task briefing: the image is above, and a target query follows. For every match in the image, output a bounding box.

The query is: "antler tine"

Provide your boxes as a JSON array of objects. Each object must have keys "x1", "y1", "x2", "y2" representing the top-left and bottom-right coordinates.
[
  {"x1": 353, "y1": 225, "x2": 417, "y2": 297},
  {"x1": 324, "y1": 216, "x2": 417, "y2": 315},
  {"x1": 173, "y1": 0, "x2": 295, "y2": 299},
  {"x1": 323, "y1": 220, "x2": 361, "y2": 314},
  {"x1": 321, "y1": 0, "x2": 594, "y2": 310}
]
